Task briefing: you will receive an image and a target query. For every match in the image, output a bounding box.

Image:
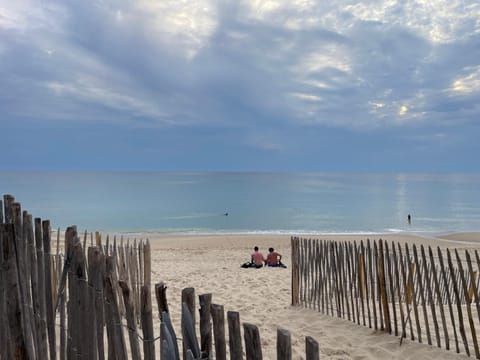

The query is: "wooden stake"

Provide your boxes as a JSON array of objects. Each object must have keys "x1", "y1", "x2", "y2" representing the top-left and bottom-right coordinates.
[
  {"x1": 199, "y1": 293, "x2": 213, "y2": 358},
  {"x1": 305, "y1": 336, "x2": 319, "y2": 360},
  {"x1": 243, "y1": 323, "x2": 262, "y2": 360},
  {"x1": 397, "y1": 243, "x2": 414, "y2": 341},
  {"x1": 420, "y1": 245, "x2": 440, "y2": 347},
  {"x1": 211, "y1": 304, "x2": 227, "y2": 360},
  {"x1": 405, "y1": 244, "x2": 422, "y2": 343},
  {"x1": 378, "y1": 240, "x2": 391, "y2": 333},
  {"x1": 227, "y1": 311, "x2": 243, "y2": 360},
  {"x1": 437, "y1": 247, "x2": 459, "y2": 353},
  {"x1": 447, "y1": 248, "x2": 469, "y2": 356},
  {"x1": 119, "y1": 280, "x2": 141, "y2": 360},
  {"x1": 455, "y1": 249, "x2": 479, "y2": 359},
  {"x1": 428, "y1": 246, "x2": 449, "y2": 350},
  {"x1": 42, "y1": 220, "x2": 56, "y2": 360},
  {"x1": 277, "y1": 328, "x2": 292, "y2": 360},
  {"x1": 2, "y1": 223, "x2": 25, "y2": 358}
]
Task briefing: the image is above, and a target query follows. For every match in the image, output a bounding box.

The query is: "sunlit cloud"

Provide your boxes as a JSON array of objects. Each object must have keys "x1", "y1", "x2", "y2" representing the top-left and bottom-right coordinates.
[
  {"x1": 1, "y1": 0, "x2": 479, "y2": 133},
  {"x1": 135, "y1": 0, "x2": 218, "y2": 59},
  {"x1": 290, "y1": 92, "x2": 322, "y2": 102},
  {"x1": 451, "y1": 66, "x2": 480, "y2": 93}
]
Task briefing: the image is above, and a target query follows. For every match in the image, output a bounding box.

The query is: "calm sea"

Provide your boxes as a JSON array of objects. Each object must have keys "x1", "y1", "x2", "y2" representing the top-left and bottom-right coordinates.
[{"x1": 1, "y1": 172, "x2": 479, "y2": 235}]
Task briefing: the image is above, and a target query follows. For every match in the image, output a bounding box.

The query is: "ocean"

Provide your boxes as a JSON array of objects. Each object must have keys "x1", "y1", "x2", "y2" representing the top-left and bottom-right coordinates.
[{"x1": 1, "y1": 172, "x2": 479, "y2": 235}]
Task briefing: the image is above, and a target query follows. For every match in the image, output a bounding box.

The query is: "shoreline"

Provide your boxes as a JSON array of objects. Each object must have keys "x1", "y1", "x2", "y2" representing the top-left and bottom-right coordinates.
[{"x1": 50, "y1": 228, "x2": 480, "y2": 244}]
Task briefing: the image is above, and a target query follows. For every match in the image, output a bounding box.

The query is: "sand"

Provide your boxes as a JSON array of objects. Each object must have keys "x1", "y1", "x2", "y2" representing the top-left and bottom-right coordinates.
[{"x1": 145, "y1": 232, "x2": 479, "y2": 359}]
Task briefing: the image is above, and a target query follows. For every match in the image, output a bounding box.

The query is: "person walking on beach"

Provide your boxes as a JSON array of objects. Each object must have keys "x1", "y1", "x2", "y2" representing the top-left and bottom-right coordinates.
[
  {"x1": 266, "y1": 247, "x2": 286, "y2": 267},
  {"x1": 250, "y1": 246, "x2": 266, "y2": 268},
  {"x1": 408, "y1": 214, "x2": 411, "y2": 225}
]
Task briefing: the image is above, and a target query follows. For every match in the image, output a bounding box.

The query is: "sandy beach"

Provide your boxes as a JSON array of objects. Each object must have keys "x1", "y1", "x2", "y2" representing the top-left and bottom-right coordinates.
[{"x1": 143, "y1": 232, "x2": 480, "y2": 359}]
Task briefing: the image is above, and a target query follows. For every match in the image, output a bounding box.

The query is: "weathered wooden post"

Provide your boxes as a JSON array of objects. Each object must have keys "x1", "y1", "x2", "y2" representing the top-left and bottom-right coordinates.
[
  {"x1": 227, "y1": 311, "x2": 243, "y2": 360},
  {"x1": 465, "y1": 250, "x2": 480, "y2": 329},
  {"x1": 428, "y1": 246, "x2": 449, "y2": 350},
  {"x1": 211, "y1": 304, "x2": 227, "y2": 360},
  {"x1": 447, "y1": 248, "x2": 469, "y2": 356},
  {"x1": 25, "y1": 213, "x2": 41, "y2": 358},
  {"x1": 73, "y1": 237, "x2": 97, "y2": 360},
  {"x1": 182, "y1": 301, "x2": 201, "y2": 359},
  {"x1": 437, "y1": 247, "x2": 459, "y2": 353},
  {"x1": 199, "y1": 293, "x2": 213, "y2": 358},
  {"x1": 43, "y1": 220, "x2": 56, "y2": 360},
  {"x1": 144, "y1": 239, "x2": 151, "y2": 288},
  {"x1": 455, "y1": 249, "x2": 479, "y2": 359},
  {"x1": 276, "y1": 328, "x2": 292, "y2": 360},
  {"x1": 119, "y1": 280, "x2": 141, "y2": 360},
  {"x1": 141, "y1": 285, "x2": 156, "y2": 360},
  {"x1": 420, "y1": 245, "x2": 440, "y2": 348},
  {"x1": 305, "y1": 336, "x2": 319, "y2": 360},
  {"x1": 160, "y1": 311, "x2": 180, "y2": 360},
  {"x1": 291, "y1": 237, "x2": 299, "y2": 305},
  {"x1": 104, "y1": 255, "x2": 128, "y2": 360},
  {"x1": 155, "y1": 282, "x2": 169, "y2": 319},
  {"x1": 412, "y1": 244, "x2": 431, "y2": 345},
  {"x1": 0, "y1": 200, "x2": 8, "y2": 360},
  {"x1": 87, "y1": 245, "x2": 106, "y2": 360},
  {"x1": 243, "y1": 323, "x2": 262, "y2": 360},
  {"x1": 378, "y1": 240, "x2": 391, "y2": 334},
  {"x1": 182, "y1": 287, "x2": 197, "y2": 359},
  {"x1": 13, "y1": 203, "x2": 36, "y2": 360},
  {"x1": 2, "y1": 223, "x2": 23, "y2": 359},
  {"x1": 3, "y1": 194, "x2": 14, "y2": 223},
  {"x1": 35, "y1": 218, "x2": 49, "y2": 358},
  {"x1": 405, "y1": 244, "x2": 422, "y2": 343}
]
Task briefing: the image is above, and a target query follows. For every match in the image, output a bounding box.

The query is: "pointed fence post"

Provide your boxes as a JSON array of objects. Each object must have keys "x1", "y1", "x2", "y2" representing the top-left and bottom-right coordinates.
[
  {"x1": 141, "y1": 285, "x2": 156, "y2": 360},
  {"x1": 305, "y1": 336, "x2": 319, "y2": 360},
  {"x1": 199, "y1": 293, "x2": 213, "y2": 358},
  {"x1": 155, "y1": 282, "x2": 169, "y2": 320},
  {"x1": 243, "y1": 323, "x2": 262, "y2": 360},
  {"x1": 43, "y1": 220, "x2": 56, "y2": 360},
  {"x1": 227, "y1": 311, "x2": 243, "y2": 360},
  {"x1": 119, "y1": 280, "x2": 141, "y2": 360},
  {"x1": 277, "y1": 328, "x2": 292, "y2": 360},
  {"x1": 182, "y1": 302, "x2": 201, "y2": 359},
  {"x1": 211, "y1": 304, "x2": 226, "y2": 360},
  {"x1": 2, "y1": 223, "x2": 25, "y2": 359},
  {"x1": 12, "y1": 203, "x2": 36, "y2": 360}
]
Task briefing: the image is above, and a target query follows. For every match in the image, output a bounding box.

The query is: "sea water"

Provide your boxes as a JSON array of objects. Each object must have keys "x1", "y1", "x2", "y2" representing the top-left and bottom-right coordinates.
[{"x1": 1, "y1": 172, "x2": 479, "y2": 235}]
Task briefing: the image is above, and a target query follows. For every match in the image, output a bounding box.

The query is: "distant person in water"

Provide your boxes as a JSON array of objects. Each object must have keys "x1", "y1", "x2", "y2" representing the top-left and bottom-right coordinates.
[
  {"x1": 266, "y1": 247, "x2": 287, "y2": 268},
  {"x1": 408, "y1": 214, "x2": 411, "y2": 225},
  {"x1": 241, "y1": 246, "x2": 265, "y2": 268}
]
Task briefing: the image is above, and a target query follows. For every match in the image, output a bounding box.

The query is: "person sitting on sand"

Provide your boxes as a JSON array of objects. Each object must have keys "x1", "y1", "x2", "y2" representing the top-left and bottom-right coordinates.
[
  {"x1": 250, "y1": 246, "x2": 266, "y2": 268},
  {"x1": 266, "y1": 247, "x2": 287, "y2": 268}
]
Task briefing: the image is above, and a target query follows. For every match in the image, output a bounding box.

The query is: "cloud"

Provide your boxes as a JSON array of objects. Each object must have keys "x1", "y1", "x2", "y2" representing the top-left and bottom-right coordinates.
[{"x1": 0, "y1": 0, "x2": 479, "y2": 163}]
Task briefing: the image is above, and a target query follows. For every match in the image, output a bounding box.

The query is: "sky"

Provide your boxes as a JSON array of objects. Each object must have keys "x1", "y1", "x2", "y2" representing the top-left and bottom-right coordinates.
[{"x1": 1, "y1": 0, "x2": 479, "y2": 172}]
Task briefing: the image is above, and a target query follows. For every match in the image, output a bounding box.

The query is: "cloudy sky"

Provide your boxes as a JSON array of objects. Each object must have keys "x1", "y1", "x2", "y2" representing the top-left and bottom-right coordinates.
[{"x1": 1, "y1": 0, "x2": 479, "y2": 171}]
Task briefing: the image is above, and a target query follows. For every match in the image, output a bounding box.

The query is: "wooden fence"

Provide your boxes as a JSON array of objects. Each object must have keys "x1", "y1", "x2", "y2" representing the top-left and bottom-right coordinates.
[
  {"x1": 0, "y1": 194, "x2": 320, "y2": 359},
  {"x1": 291, "y1": 236, "x2": 480, "y2": 358}
]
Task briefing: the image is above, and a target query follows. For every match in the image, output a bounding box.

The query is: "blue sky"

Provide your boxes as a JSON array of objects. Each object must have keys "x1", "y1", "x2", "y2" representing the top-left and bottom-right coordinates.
[{"x1": 1, "y1": 1, "x2": 479, "y2": 172}]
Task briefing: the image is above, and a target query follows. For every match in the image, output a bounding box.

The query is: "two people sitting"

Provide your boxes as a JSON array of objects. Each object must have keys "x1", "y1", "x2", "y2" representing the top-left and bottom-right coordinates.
[{"x1": 242, "y1": 246, "x2": 287, "y2": 268}]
